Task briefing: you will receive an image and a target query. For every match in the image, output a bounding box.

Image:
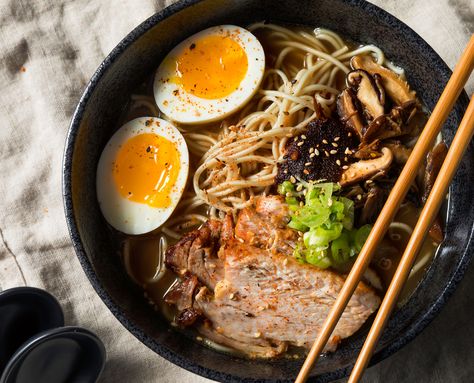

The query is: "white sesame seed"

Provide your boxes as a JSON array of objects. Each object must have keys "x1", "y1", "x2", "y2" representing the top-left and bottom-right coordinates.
[
  {"x1": 322, "y1": 139, "x2": 328, "y2": 144},
  {"x1": 315, "y1": 149, "x2": 320, "y2": 156},
  {"x1": 342, "y1": 165, "x2": 349, "y2": 169},
  {"x1": 297, "y1": 141, "x2": 304, "y2": 146},
  {"x1": 301, "y1": 135, "x2": 307, "y2": 139},
  {"x1": 296, "y1": 184, "x2": 303, "y2": 192},
  {"x1": 310, "y1": 153, "x2": 316, "y2": 158},
  {"x1": 334, "y1": 136, "x2": 340, "y2": 141},
  {"x1": 345, "y1": 147, "x2": 351, "y2": 155},
  {"x1": 332, "y1": 142, "x2": 338, "y2": 147},
  {"x1": 348, "y1": 132, "x2": 352, "y2": 137},
  {"x1": 305, "y1": 162, "x2": 311, "y2": 166},
  {"x1": 309, "y1": 147, "x2": 314, "y2": 153},
  {"x1": 357, "y1": 194, "x2": 362, "y2": 200},
  {"x1": 290, "y1": 176, "x2": 296, "y2": 183},
  {"x1": 344, "y1": 156, "x2": 348, "y2": 162},
  {"x1": 336, "y1": 160, "x2": 341, "y2": 166},
  {"x1": 324, "y1": 150, "x2": 329, "y2": 157},
  {"x1": 330, "y1": 149, "x2": 337, "y2": 154}
]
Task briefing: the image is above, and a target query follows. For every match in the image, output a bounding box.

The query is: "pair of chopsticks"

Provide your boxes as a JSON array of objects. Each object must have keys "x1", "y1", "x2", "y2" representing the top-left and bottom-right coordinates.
[{"x1": 296, "y1": 34, "x2": 474, "y2": 383}]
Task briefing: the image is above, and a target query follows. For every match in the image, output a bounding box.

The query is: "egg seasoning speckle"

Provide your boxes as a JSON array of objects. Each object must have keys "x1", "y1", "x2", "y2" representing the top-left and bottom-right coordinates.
[
  {"x1": 97, "y1": 117, "x2": 189, "y2": 235},
  {"x1": 154, "y1": 25, "x2": 265, "y2": 124}
]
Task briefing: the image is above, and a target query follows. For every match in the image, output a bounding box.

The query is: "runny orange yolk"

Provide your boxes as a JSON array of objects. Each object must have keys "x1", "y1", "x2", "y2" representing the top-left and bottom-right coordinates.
[
  {"x1": 113, "y1": 133, "x2": 180, "y2": 208},
  {"x1": 174, "y1": 34, "x2": 248, "y2": 99}
]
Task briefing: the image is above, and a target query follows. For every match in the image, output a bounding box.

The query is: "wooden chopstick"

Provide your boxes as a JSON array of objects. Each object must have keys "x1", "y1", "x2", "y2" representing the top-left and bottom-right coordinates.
[
  {"x1": 348, "y1": 91, "x2": 474, "y2": 383},
  {"x1": 295, "y1": 34, "x2": 474, "y2": 383}
]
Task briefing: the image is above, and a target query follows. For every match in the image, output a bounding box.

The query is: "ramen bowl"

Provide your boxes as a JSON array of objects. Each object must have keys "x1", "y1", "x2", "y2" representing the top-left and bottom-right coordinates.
[{"x1": 62, "y1": 0, "x2": 473, "y2": 381}]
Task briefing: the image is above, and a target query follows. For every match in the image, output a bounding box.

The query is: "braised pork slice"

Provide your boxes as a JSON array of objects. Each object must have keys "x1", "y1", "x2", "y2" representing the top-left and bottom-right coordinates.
[
  {"x1": 165, "y1": 215, "x2": 232, "y2": 289},
  {"x1": 235, "y1": 195, "x2": 299, "y2": 256},
  {"x1": 165, "y1": 196, "x2": 381, "y2": 358}
]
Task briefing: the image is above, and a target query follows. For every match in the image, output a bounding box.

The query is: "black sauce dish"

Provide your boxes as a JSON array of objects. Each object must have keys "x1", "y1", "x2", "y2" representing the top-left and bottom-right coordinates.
[
  {"x1": 62, "y1": 0, "x2": 473, "y2": 382},
  {"x1": 0, "y1": 287, "x2": 105, "y2": 383}
]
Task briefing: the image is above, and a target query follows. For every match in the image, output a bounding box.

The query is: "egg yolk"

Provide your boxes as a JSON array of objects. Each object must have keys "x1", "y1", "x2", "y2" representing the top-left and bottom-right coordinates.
[
  {"x1": 113, "y1": 133, "x2": 180, "y2": 208},
  {"x1": 174, "y1": 34, "x2": 248, "y2": 99}
]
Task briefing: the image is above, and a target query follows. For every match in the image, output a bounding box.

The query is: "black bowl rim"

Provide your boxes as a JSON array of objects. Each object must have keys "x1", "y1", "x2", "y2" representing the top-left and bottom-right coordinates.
[{"x1": 62, "y1": 0, "x2": 473, "y2": 382}]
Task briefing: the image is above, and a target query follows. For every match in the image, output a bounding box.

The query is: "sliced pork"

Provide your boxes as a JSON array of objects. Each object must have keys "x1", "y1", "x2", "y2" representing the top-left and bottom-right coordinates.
[{"x1": 165, "y1": 196, "x2": 380, "y2": 358}]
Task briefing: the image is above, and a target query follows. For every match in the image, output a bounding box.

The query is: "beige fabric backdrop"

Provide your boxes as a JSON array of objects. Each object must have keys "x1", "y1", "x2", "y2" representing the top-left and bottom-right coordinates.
[{"x1": 0, "y1": 1, "x2": 472, "y2": 382}]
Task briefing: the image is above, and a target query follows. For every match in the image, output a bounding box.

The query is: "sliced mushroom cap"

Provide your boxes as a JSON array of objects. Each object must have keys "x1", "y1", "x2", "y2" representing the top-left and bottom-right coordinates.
[
  {"x1": 384, "y1": 141, "x2": 412, "y2": 164},
  {"x1": 363, "y1": 115, "x2": 402, "y2": 143},
  {"x1": 360, "y1": 185, "x2": 385, "y2": 225},
  {"x1": 351, "y1": 55, "x2": 417, "y2": 106},
  {"x1": 340, "y1": 147, "x2": 393, "y2": 186},
  {"x1": 355, "y1": 139, "x2": 381, "y2": 160},
  {"x1": 337, "y1": 88, "x2": 365, "y2": 139},
  {"x1": 422, "y1": 142, "x2": 448, "y2": 203},
  {"x1": 347, "y1": 69, "x2": 385, "y2": 120}
]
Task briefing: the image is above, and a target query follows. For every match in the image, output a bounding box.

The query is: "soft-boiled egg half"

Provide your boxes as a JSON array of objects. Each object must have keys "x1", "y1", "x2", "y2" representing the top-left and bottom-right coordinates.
[
  {"x1": 154, "y1": 25, "x2": 265, "y2": 124},
  {"x1": 96, "y1": 117, "x2": 189, "y2": 235}
]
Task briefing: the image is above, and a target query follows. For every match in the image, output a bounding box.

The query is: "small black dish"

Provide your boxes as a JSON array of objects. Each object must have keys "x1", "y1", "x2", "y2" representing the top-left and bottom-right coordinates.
[
  {"x1": 0, "y1": 287, "x2": 64, "y2": 372},
  {"x1": 0, "y1": 326, "x2": 106, "y2": 383}
]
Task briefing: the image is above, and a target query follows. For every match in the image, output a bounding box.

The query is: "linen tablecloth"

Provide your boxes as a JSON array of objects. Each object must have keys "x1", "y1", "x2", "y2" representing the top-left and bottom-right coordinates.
[{"x1": 0, "y1": 1, "x2": 473, "y2": 382}]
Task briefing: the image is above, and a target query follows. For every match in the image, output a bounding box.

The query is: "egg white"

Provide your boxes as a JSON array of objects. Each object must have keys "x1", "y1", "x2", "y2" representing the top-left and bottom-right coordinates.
[
  {"x1": 96, "y1": 117, "x2": 189, "y2": 235},
  {"x1": 154, "y1": 25, "x2": 265, "y2": 124}
]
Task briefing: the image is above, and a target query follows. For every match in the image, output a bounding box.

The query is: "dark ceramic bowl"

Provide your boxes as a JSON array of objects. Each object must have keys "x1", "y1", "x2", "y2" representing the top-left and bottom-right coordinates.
[{"x1": 62, "y1": 0, "x2": 473, "y2": 381}]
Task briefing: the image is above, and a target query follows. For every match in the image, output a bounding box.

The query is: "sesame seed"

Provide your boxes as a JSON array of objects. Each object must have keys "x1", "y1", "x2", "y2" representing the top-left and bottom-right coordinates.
[
  {"x1": 334, "y1": 136, "x2": 340, "y2": 141},
  {"x1": 322, "y1": 139, "x2": 328, "y2": 144},
  {"x1": 303, "y1": 169, "x2": 310, "y2": 174},
  {"x1": 348, "y1": 132, "x2": 352, "y2": 137},
  {"x1": 301, "y1": 135, "x2": 307, "y2": 139},
  {"x1": 290, "y1": 176, "x2": 296, "y2": 183},
  {"x1": 315, "y1": 149, "x2": 320, "y2": 156},
  {"x1": 342, "y1": 165, "x2": 349, "y2": 169},
  {"x1": 296, "y1": 184, "x2": 303, "y2": 192},
  {"x1": 299, "y1": 201, "x2": 304, "y2": 207},
  {"x1": 345, "y1": 147, "x2": 351, "y2": 155},
  {"x1": 330, "y1": 149, "x2": 337, "y2": 154},
  {"x1": 357, "y1": 194, "x2": 362, "y2": 200},
  {"x1": 305, "y1": 162, "x2": 312, "y2": 166},
  {"x1": 284, "y1": 169, "x2": 288, "y2": 174},
  {"x1": 297, "y1": 141, "x2": 304, "y2": 146},
  {"x1": 309, "y1": 147, "x2": 314, "y2": 153},
  {"x1": 324, "y1": 150, "x2": 329, "y2": 157},
  {"x1": 286, "y1": 192, "x2": 292, "y2": 197},
  {"x1": 336, "y1": 159, "x2": 341, "y2": 166},
  {"x1": 332, "y1": 142, "x2": 338, "y2": 147},
  {"x1": 310, "y1": 153, "x2": 316, "y2": 158},
  {"x1": 344, "y1": 156, "x2": 348, "y2": 162}
]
